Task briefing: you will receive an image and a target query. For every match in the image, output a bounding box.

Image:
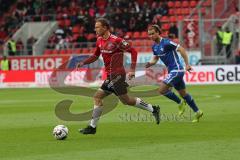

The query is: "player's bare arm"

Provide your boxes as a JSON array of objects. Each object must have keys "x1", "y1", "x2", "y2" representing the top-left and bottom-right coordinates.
[
  {"x1": 177, "y1": 46, "x2": 192, "y2": 72},
  {"x1": 145, "y1": 55, "x2": 159, "y2": 68}
]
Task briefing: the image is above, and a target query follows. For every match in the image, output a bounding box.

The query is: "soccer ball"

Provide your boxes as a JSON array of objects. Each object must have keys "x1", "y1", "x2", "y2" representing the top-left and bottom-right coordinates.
[{"x1": 53, "y1": 125, "x2": 68, "y2": 140}]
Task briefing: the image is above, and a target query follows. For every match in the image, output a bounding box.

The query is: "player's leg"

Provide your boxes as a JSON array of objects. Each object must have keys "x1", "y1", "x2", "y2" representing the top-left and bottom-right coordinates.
[
  {"x1": 160, "y1": 72, "x2": 182, "y2": 105},
  {"x1": 175, "y1": 78, "x2": 203, "y2": 122},
  {"x1": 118, "y1": 94, "x2": 160, "y2": 124},
  {"x1": 80, "y1": 88, "x2": 111, "y2": 134},
  {"x1": 113, "y1": 75, "x2": 160, "y2": 124}
]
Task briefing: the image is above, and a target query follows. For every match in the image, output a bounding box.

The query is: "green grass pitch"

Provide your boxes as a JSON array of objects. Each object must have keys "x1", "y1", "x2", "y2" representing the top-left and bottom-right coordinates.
[{"x1": 0, "y1": 84, "x2": 240, "y2": 160}]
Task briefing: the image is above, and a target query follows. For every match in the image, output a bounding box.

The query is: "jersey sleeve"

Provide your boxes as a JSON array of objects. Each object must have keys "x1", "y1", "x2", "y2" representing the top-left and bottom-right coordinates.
[
  {"x1": 116, "y1": 37, "x2": 131, "y2": 51},
  {"x1": 94, "y1": 38, "x2": 101, "y2": 57},
  {"x1": 152, "y1": 45, "x2": 157, "y2": 55},
  {"x1": 164, "y1": 40, "x2": 180, "y2": 51}
]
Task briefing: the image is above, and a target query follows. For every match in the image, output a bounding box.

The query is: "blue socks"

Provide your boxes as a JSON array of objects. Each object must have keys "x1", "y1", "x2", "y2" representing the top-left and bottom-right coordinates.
[
  {"x1": 183, "y1": 94, "x2": 199, "y2": 112},
  {"x1": 164, "y1": 90, "x2": 181, "y2": 104}
]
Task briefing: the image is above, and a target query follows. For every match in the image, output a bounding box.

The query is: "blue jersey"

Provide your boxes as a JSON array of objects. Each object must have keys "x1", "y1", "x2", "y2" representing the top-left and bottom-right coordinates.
[{"x1": 152, "y1": 38, "x2": 184, "y2": 72}]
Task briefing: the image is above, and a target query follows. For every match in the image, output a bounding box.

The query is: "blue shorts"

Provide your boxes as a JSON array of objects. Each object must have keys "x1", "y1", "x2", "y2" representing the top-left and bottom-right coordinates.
[{"x1": 163, "y1": 71, "x2": 186, "y2": 90}]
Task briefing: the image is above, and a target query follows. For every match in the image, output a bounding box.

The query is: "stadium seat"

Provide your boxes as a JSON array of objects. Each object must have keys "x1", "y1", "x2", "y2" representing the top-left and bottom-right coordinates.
[
  {"x1": 161, "y1": 16, "x2": 168, "y2": 22},
  {"x1": 74, "y1": 49, "x2": 82, "y2": 54},
  {"x1": 58, "y1": 20, "x2": 65, "y2": 27},
  {"x1": 133, "y1": 32, "x2": 141, "y2": 39},
  {"x1": 87, "y1": 33, "x2": 95, "y2": 41},
  {"x1": 52, "y1": 50, "x2": 59, "y2": 55},
  {"x1": 59, "y1": 50, "x2": 66, "y2": 54},
  {"x1": 140, "y1": 31, "x2": 148, "y2": 38},
  {"x1": 66, "y1": 49, "x2": 72, "y2": 54},
  {"x1": 182, "y1": 8, "x2": 190, "y2": 15},
  {"x1": 182, "y1": 1, "x2": 189, "y2": 8},
  {"x1": 175, "y1": 1, "x2": 181, "y2": 8},
  {"x1": 167, "y1": 1, "x2": 174, "y2": 8},
  {"x1": 64, "y1": 19, "x2": 71, "y2": 27},
  {"x1": 175, "y1": 8, "x2": 182, "y2": 15},
  {"x1": 169, "y1": 16, "x2": 177, "y2": 23},
  {"x1": 82, "y1": 48, "x2": 90, "y2": 54},
  {"x1": 146, "y1": 40, "x2": 153, "y2": 46},
  {"x1": 125, "y1": 31, "x2": 133, "y2": 38},
  {"x1": 178, "y1": 16, "x2": 184, "y2": 21},
  {"x1": 44, "y1": 49, "x2": 52, "y2": 55},
  {"x1": 190, "y1": 1, "x2": 197, "y2": 8},
  {"x1": 72, "y1": 26, "x2": 80, "y2": 34},
  {"x1": 203, "y1": 0, "x2": 211, "y2": 7},
  {"x1": 162, "y1": 23, "x2": 170, "y2": 30},
  {"x1": 169, "y1": 9, "x2": 175, "y2": 15}
]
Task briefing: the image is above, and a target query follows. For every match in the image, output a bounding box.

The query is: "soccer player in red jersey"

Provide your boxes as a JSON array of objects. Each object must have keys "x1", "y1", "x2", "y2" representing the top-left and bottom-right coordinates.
[{"x1": 77, "y1": 18, "x2": 160, "y2": 134}]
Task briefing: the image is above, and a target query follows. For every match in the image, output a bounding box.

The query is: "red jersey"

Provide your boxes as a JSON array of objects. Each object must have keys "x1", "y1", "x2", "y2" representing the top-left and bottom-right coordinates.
[{"x1": 83, "y1": 34, "x2": 137, "y2": 76}]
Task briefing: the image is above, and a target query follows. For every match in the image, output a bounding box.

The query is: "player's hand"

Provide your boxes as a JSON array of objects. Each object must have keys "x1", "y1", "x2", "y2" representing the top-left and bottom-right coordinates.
[
  {"x1": 128, "y1": 71, "x2": 135, "y2": 80},
  {"x1": 186, "y1": 65, "x2": 193, "y2": 73},
  {"x1": 76, "y1": 62, "x2": 84, "y2": 69},
  {"x1": 145, "y1": 62, "x2": 153, "y2": 68}
]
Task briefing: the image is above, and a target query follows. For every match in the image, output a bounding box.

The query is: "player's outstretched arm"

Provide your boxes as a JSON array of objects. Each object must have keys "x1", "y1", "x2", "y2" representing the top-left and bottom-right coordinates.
[
  {"x1": 76, "y1": 55, "x2": 99, "y2": 68},
  {"x1": 177, "y1": 46, "x2": 192, "y2": 72},
  {"x1": 76, "y1": 47, "x2": 100, "y2": 68},
  {"x1": 145, "y1": 55, "x2": 159, "y2": 68}
]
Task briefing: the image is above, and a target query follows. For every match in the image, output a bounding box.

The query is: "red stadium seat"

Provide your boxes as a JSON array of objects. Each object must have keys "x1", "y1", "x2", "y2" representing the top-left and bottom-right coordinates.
[
  {"x1": 125, "y1": 31, "x2": 133, "y2": 38},
  {"x1": 175, "y1": 8, "x2": 182, "y2": 15},
  {"x1": 201, "y1": 8, "x2": 206, "y2": 15},
  {"x1": 58, "y1": 20, "x2": 65, "y2": 27},
  {"x1": 44, "y1": 49, "x2": 52, "y2": 55},
  {"x1": 134, "y1": 40, "x2": 144, "y2": 46},
  {"x1": 146, "y1": 40, "x2": 153, "y2": 46},
  {"x1": 66, "y1": 49, "x2": 72, "y2": 54},
  {"x1": 192, "y1": 15, "x2": 199, "y2": 20},
  {"x1": 145, "y1": 47, "x2": 152, "y2": 52},
  {"x1": 169, "y1": 16, "x2": 177, "y2": 23},
  {"x1": 82, "y1": 48, "x2": 90, "y2": 54},
  {"x1": 59, "y1": 49, "x2": 66, "y2": 54},
  {"x1": 133, "y1": 32, "x2": 141, "y2": 39},
  {"x1": 87, "y1": 33, "x2": 95, "y2": 41},
  {"x1": 167, "y1": 1, "x2": 174, "y2": 8},
  {"x1": 161, "y1": 16, "x2": 168, "y2": 22},
  {"x1": 140, "y1": 31, "x2": 148, "y2": 38},
  {"x1": 182, "y1": 8, "x2": 190, "y2": 15},
  {"x1": 52, "y1": 50, "x2": 59, "y2": 55},
  {"x1": 175, "y1": 1, "x2": 181, "y2": 8},
  {"x1": 72, "y1": 26, "x2": 80, "y2": 33},
  {"x1": 190, "y1": 1, "x2": 197, "y2": 8},
  {"x1": 178, "y1": 16, "x2": 184, "y2": 21},
  {"x1": 203, "y1": 0, "x2": 211, "y2": 7},
  {"x1": 182, "y1": 1, "x2": 189, "y2": 8},
  {"x1": 74, "y1": 49, "x2": 82, "y2": 54},
  {"x1": 162, "y1": 23, "x2": 170, "y2": 30},
  {"x1": 64, "y1": 19, "x2": 71, "y2": 27},
  {"x1": 169, "y1": 9, "x2": 175, "y2": 15}
]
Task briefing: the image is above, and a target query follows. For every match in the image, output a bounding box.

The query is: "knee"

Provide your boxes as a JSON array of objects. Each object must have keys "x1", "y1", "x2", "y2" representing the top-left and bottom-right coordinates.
[
  {"x1": 121, "y1": 98, "x2": 135, "y2": 106},
  {"x1": 93, "y1": 95, "x2": 103, "y2": 106},
  {"x1": 158, "y1": 88, "x2": 166, "y2": 95},
  {"x1": 180, "y1": 92, "x2": 188, "y2": 98}
]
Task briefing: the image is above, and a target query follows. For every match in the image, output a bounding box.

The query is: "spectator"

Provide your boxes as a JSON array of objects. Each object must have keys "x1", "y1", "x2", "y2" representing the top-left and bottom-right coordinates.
[
  {"x1": 216, "y1": 26, "x2": 223, "y2": 55},
  {"x1": 16, "y1": 39, "x2": 24, "y2": 55},
  {"x1": 222, "y1": 27, "x2": 233, "y2": 58},
  {"x1": 27, "y1": 36, "x2": 37, "y2": 55},
  {"x1": 0, "y1": 55, "x2": 10, "y2": 71},
  {"x1": 169, "y1": 23, "x2": 178, "y2": 38},
  {"x1": 8, "y1": 38, "x2": 16, "y2": 56}
]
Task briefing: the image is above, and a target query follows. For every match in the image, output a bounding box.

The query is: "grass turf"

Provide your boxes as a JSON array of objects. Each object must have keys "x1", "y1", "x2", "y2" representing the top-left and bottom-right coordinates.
[{"x1": 0, "y1": 84, "x2": 240, "y2": 160}]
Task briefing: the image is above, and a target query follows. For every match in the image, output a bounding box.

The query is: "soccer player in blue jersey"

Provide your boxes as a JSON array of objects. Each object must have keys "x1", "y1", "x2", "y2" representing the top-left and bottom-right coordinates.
[{"x1": 145, "y1": 25, "x2": 203, "y2": 122}]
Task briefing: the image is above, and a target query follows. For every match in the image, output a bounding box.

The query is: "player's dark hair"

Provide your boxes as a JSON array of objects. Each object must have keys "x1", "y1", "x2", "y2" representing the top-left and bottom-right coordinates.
[
  {"x1": 96, "y1": 18, "x2": 110, "y2": 30},
  {"x1": 149, "y1": 24, "x2": 161, "y2": 34}
]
